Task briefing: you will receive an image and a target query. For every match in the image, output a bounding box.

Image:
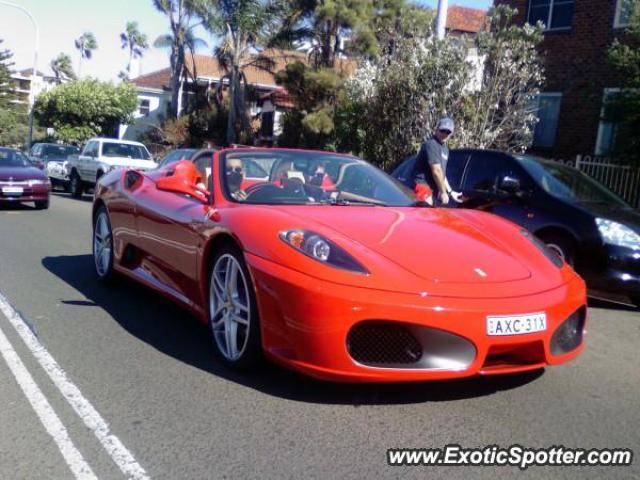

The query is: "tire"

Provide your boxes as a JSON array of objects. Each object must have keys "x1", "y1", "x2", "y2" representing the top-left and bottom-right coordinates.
[
  {"x1": 34, "y1": 200, "x2": 49, "y2": 210},
  {"x1": 208, "y1": 245, "x2": 261, "y2": 370},
  {"x1": 70, "y1": 171, "x2": 84, "y2": 198},
  {"x1": 539, "y1": 232, "x2": 575, "y2": 267},
  {"x1": 93, "y1": 206, "x2": 115, "y2": 282}
]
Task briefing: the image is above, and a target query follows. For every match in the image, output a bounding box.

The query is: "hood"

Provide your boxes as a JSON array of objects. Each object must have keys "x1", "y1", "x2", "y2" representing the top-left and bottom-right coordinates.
[
  {"x1": 579, "y1": 202, "x2": 640, "y2": 233},
  {"x1": 101, "y1": 157, "x2": 156, "y2": 170},
  {"x1": 0, "y1": 166, "x2": 47, "y2": 181},
  {"x1": 272, "y1": 206, "x2": 532, "y2": 285}
]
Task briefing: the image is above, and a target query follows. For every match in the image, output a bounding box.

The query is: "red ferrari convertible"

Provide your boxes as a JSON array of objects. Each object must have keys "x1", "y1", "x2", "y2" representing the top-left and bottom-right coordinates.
[{"x1": 92, "y1": 148, "x2": 586, "y2": 382}]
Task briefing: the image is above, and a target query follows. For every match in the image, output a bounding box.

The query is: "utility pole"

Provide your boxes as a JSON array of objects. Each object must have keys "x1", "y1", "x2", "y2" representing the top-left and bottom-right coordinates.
[
  {"x1": 0, "y1": 1, "x2": 39, "y2": 149},
  {"x1": 435, "y1": 0, "x2": 449, "y2": 40}
]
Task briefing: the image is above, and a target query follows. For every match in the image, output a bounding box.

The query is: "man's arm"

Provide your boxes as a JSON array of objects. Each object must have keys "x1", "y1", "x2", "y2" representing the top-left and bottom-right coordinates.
[{"x1": 429, "y1": 163, "x2": 449, "y2": 204}]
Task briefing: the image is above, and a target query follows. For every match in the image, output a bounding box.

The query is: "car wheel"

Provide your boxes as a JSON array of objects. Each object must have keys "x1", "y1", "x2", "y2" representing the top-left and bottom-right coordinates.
[
  {"x1": 540, "y1": 233, "x2": 575, "y2": 267},
  {"x1": 209, "y1": 246, "x2": 261, "y2": 369},
  {"x1": 93, "y1": 207, "x2": 115, "y2": 282},
  {"x1": 34, "y1": 200, "x2": 49, "y2": 210},
  {"x1": 70, "y1": 171, "x2": 83, "y2": 198}
]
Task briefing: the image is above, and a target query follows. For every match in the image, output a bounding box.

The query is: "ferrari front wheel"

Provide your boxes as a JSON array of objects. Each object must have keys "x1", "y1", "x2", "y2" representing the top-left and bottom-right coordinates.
[{"x1": 209, "y1": 246, "x2": 261, "y2": 369}]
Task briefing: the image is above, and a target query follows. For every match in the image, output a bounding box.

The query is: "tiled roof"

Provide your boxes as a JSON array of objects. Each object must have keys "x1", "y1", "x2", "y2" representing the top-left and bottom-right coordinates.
[
  {"x1": 131, "y1": 49, "x2": 357, "y2": 91},
  {"x1": 446, "y1": 5, "x2": 487, "y2": 34}
]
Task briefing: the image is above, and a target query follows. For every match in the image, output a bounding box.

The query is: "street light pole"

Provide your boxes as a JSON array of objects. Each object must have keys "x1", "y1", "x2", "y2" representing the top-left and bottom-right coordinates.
[
  {"x1": 435, "y1": 0, "x2": 449, "y2": 40},
  {"x1": 0, "y1": 1, "x2": 39, "y2": 149}
]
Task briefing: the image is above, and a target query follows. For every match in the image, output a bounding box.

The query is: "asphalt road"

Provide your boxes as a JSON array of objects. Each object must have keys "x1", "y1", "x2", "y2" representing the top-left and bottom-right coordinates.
[{"x1": 0, "y1": 193, "x2": 639, "y2": 480}]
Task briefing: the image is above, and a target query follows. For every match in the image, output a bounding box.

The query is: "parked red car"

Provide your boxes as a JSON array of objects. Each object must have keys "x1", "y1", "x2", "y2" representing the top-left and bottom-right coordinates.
[
  {"x1": 0, "y1": 147, "x2": 50, "y2": 209},
  {"x1": 92, "y1": 148, "x2": 586, "y2": 382}
]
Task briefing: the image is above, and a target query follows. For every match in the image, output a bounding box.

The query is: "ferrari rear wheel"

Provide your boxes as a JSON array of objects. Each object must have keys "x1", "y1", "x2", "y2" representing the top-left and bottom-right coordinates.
[
  {"x1": 209, "y1": 246, "x2": 261, "y2": 369},
  {"x1": 93, "y1": 207, "x2": 114, "y2": 282}
]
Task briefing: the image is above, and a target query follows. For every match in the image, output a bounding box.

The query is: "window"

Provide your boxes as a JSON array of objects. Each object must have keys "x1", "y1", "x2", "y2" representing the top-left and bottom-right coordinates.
[
  {"x1": 532, "y1": 93, "x2": 562, "y2": 148},
  {"x1": 139, "y1": 99, "x2": 151, "y2": 116},
  {"x1": 528, "y1": 0, "x2": 574, "y2": 30},
  {"x1": 615, "y1": 0, "x2": 635, "y2": 28},
  {"x1": 83, "y1": 141, "x2": 98, "y2": 157},
  {"x1": 463, "y1": 152, "x2": 526, "y2": 193},
  {"x1": 446, "y1": 151, "x2": 470, "y2": 191},
  {"x1": 596, "y1": 89, "x2": 622, "y2": 155}
]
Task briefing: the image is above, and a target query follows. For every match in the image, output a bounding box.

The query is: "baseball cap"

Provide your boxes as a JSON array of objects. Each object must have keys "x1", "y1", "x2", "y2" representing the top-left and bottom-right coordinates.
[{"x1": 437, "y1": 117, "x2": 454, "y2": 134}]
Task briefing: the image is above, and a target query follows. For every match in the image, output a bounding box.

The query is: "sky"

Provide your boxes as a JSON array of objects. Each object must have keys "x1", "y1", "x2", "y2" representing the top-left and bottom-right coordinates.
[{"x1": 1, "y1": 0, "x2": 493, "y2": 82}]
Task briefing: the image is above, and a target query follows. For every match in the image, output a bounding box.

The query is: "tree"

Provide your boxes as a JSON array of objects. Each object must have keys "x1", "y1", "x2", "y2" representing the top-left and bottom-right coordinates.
[
  {"x1": 33, "y1": 79, "x2": 138, "y2": 143},
  {"x1": 50, "y1": 53, "x2": 76, "y2": 84},
  {"x1": 0, "y1": 40, "x2": 30, "y2": 147},
  {"x1": 74, "y1": 32, "x2": 98, "y2": 76},
  {"x1": 153, "y1": 0, "x2": 207, "y2": 118},
  {"x1": 339, "y1": 5, "x2": 545, "y2": 170},
  {"x1": 120, "y1": 21, "x2": 149, "y2": 80},
  {"x1": 276, "y1": 61, "x2": 345, "y2": 148},
  {"x1": 606, "y1": 0, "x2": 640, "y2": 163},
  {"x1": 195, "y1": 0, "x2": 281, "y2": 144}
]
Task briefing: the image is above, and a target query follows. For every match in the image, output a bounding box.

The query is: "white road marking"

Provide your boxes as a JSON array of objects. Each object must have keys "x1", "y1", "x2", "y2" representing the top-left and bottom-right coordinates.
[
  {"x1": 0, "y1": 290, "x2": 150, "y2": 480},
  {"x1": 0, "y1": 324, "x2": 98, "y2": 479}
]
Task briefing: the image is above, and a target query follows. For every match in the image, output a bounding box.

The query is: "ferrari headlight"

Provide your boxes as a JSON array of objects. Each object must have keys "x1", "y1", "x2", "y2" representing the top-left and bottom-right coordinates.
[
  {"x1": 520, "y1": 229, "x2": 563, "y2": 268},
  {"x1": 596, "y1": 218, "x2": 640, "y2": 250},
  {"x1": 279, "y1": 229, "x2": 369, "y2": 274}
]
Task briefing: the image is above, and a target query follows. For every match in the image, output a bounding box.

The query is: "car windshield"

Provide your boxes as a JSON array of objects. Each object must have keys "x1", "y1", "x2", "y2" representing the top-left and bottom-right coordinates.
[
  {"x1": 159, "y1": 149, "x2": 196, "y2": 167},
  {"x1": 517, "y1": 156, "x2": 630, "y2": 208},
  {"x1": 222, "y1": 151, "x2": 416, "y2": 206},
  {"x1": 101, "y1": 142, "x2": 151, "y2": 160},
  {"x1": 42, "y1": 145, "x2": 79, "y2": 157},
  {"x1": 0, "y1": 149, "x2": 30, "y2": 168}
]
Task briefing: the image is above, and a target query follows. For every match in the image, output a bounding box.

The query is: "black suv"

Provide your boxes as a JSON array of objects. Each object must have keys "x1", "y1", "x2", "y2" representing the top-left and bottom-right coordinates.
[{"x1": 392, "y1": 149, "x2": 640, "y2": 307}]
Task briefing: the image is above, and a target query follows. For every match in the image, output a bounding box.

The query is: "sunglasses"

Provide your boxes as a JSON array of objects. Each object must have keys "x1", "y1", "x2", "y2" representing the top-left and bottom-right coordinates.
[
  {"x1": 226, "y1": 166, "x2": 243, "y2": 173},
  {"x1": 439, "y1": 129, "x2": 452, "y2": 135}
]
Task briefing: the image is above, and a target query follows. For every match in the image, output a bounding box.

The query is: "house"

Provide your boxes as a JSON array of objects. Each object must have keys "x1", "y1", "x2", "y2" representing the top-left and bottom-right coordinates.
[
  {"x1": 495, "y1": 0, "x2": 635, "y2": 158},
  {"x1": 10, "y1": 68, "x2": 58, "y2": 106},
  {"x1": 446, "y1": 5, "x2": 488, "y2": 36},
  {"x1": 121, "y1": 49, "x2": 356, "y2": 143}
]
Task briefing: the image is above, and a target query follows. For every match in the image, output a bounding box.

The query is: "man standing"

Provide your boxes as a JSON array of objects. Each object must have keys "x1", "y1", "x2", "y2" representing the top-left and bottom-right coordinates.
[{"x1": 413, "y1": 117, "x2": 462, "y2": 205}]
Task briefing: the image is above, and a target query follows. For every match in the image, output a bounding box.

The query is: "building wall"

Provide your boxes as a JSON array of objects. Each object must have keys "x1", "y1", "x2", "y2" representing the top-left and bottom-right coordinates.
[
  {"x1": 119, "y1": 90, "x2": 171, "y2": 141},
  {"x1": 496, "y1": 0, "x2": 629, "y2": 159}
]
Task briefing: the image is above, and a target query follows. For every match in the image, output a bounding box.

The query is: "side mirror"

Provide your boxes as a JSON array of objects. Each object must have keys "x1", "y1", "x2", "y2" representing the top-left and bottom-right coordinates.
[
  {"x1": 156, "y1": 175, "x2": 208, "y2": 203},
  {"x1": 498, "y1": 175, "x2": 520, "y2": 194},
  {"x1": 414, "y1": 183, "x2": 433, "y2": 203}
]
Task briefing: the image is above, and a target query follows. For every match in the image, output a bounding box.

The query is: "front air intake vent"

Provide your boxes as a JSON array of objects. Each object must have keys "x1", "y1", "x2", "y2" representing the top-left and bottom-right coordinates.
[{"x1": 347, "y1": 321, "x2": 423, "y2": 366}]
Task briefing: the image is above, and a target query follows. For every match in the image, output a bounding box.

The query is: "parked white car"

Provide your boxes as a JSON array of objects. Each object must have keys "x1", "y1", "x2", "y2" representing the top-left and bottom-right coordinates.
[{"x1": 67, "y1": 138, "x2": 155, "y2": 198}]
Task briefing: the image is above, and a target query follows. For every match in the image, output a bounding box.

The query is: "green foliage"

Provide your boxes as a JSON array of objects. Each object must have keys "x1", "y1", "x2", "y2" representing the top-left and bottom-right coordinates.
[
  {"x1": 121, "y1": 21, "x2": 149, "y2": 79},
  {"x1": 275, "y1": 60, "x2": 344, "y2": 148},
  {"x1": 606, "y1": 0, "x2": 640, "y2": 163},
  {"x1": 33, "y1": 79, "x2": 138, "y2": 143},
  {"x1": 338, "y1": 5, "x2": 545, "y2": 170},
  {"x1": 50, "y1": 53, "x2": 76, "y2": 83},
  {"x1": 0, "y1": 39, "x2": 17, "y2": 108}
]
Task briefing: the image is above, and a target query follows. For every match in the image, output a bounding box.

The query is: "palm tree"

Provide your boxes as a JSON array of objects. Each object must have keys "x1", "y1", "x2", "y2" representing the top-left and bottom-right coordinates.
[
  {"x1": 74, "y1": 32, "x2": 98, "y2": 77},
  {"x1": 152, "y1": 0, "x2": 206, "y2": 118},
  {"x1": 197, "y1": 0, "x2": 281, "y2": 144},
  {"x1": 120, "y1": 21, "x2": 149, "y2": 80},
  {"x1": 50, "y1": 53, "x2": 76, "y2": 84}
]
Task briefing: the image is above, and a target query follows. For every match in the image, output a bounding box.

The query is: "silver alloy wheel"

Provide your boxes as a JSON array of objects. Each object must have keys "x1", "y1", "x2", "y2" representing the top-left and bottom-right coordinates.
[
  {"x1": 209, "y1": 254, "x2": 251, "y2": 361},
  {"x1": 546, "y1": 243, "x2": 566, "y2": 261},
  {"x1": 93, "y1": 211, "x2": 112, "y2": 277}
]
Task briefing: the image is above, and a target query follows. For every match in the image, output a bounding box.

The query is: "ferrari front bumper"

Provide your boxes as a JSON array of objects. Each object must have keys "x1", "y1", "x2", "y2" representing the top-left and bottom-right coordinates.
[{"x1": 247, "y1": 253, "x2": 587, "y2": 382}]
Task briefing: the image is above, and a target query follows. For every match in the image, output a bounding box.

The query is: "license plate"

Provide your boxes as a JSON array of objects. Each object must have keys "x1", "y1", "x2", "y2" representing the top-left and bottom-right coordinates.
[
  {"x1": 487, "y1": 312, "x2": 547, "y2": 336},
  {"x1": 2, "y1": 186, "x2": 23, "y2": 195}
]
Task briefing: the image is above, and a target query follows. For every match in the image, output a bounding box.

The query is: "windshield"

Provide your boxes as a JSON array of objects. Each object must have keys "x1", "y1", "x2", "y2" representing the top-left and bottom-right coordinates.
[
  {"x1": 222, "y1": 150, "x2": 416, "y2": 206},
  {"x1": 159, "y1": 149, "x2": 196, "y2": 167},
  {"x1": 518, "y1": 156, "x2": 630, "y2": 208},
  {"x1": 101, "y1": 142, "x2": 151, "y2": 160},
  {"x1": 42, "y1": 145, "x2": 79, "y2": 157},
  {"x1": 0, "y1": 149, "x2": 30, "y2": 168}
]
